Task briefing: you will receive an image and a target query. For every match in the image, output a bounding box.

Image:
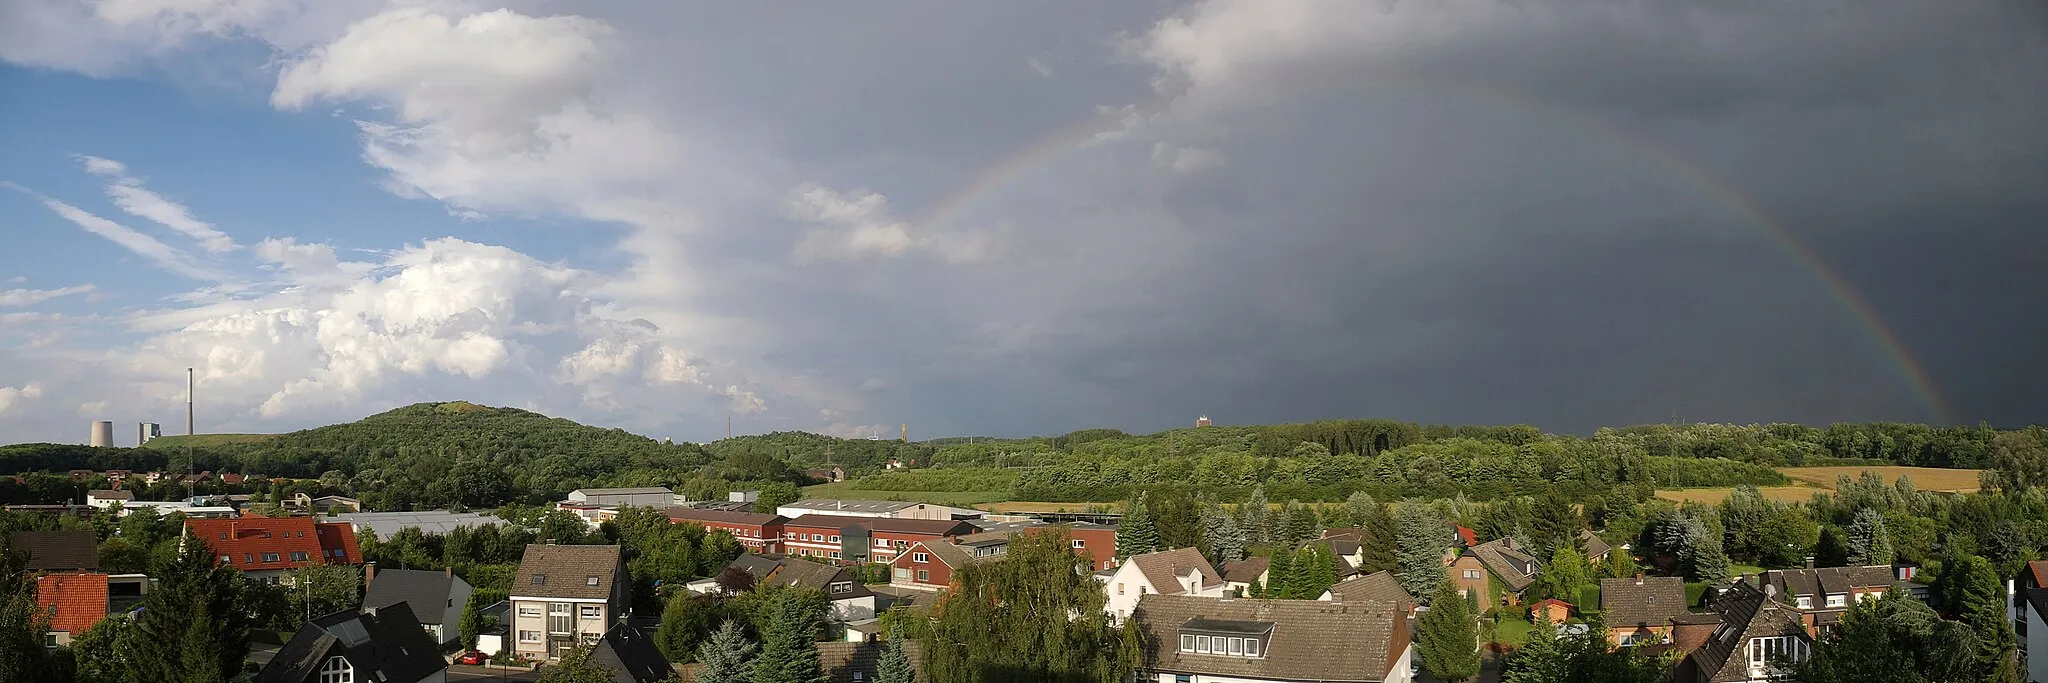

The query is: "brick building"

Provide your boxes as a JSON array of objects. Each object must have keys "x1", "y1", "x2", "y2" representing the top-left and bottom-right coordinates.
[
  {"x1": 663, "y1": 507, "x2": 788, "y2": 553},
  {"x1": 185, "y1": 517, "x2": 362, "y2": 582}
]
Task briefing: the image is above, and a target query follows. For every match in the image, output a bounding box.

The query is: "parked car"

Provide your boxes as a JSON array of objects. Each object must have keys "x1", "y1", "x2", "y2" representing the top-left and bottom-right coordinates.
[{"x1": 455, "y1": 650, "x2": 487, "y2": 665}]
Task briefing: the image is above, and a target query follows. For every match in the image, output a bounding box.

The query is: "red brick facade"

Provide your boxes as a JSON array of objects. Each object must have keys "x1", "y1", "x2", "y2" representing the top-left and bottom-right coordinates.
[{"x1": 664, "y1": 508, "x2": 787, "y2": 553}]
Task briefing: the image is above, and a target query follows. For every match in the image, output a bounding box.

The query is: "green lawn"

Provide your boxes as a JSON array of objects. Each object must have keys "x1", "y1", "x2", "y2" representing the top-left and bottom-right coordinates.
[
  {"x1": 1732, "y1": 564, "x2": 1767, "y2": 576},
  {"x1": 142, "y1": 433, "x2": 277, "y2": 449},
  {"x1": 798, "y1": 482, "x2": 1011, "y2": 506},
  {"x1": 1491, "y1": 615, "x2": 1537, "y2": 646}
]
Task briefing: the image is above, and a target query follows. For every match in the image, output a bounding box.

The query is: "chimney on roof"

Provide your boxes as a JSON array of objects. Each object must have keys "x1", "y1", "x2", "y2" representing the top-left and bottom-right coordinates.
[
  {"x1": 445, "y1": 567, "x2": 453, "y2": 578},
  {"x1": 1634, "y1": 573, "x2": 1644, "y2": 586},
  {"x1": 1804, "y1": 556, "x2": 1816, "y2": 569},
  {"x1": 364, "y1": 563, "x2": 376, "y2": 586}
]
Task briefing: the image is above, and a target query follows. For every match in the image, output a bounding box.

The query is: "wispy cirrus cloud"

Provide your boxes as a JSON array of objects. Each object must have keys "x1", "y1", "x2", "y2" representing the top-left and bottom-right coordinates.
[
  {"x1": 11, "y1": 185, "x2": 221, "y2": 281},
  {"x1": 78, "y1": 154, "x2": 239, "y2": 252},
  {"x1": 0, "y1": 284, "x2": 96, "y2": 307}
]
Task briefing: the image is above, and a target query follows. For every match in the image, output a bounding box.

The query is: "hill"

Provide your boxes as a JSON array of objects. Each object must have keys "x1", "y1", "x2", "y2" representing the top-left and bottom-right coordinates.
[{"x1": 142, "y1": 433, "x2": 278, "y2": 449}]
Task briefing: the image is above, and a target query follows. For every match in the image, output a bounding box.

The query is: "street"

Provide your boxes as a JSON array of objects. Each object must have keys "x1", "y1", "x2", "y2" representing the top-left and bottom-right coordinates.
[{"x1": 446, "y1": 664, "x2": 541, "y2": 681}]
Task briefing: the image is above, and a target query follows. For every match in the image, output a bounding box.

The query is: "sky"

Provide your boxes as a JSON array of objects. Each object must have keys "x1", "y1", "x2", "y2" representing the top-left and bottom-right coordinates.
[{"x1": 1, "y1": 0, "x2": 2044, "y2": 445}]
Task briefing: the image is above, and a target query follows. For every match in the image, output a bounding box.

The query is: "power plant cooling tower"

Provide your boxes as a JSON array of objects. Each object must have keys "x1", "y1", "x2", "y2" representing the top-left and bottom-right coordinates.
[{"x1": 89, "y1": 420, "x2": 115, "y2": 448}]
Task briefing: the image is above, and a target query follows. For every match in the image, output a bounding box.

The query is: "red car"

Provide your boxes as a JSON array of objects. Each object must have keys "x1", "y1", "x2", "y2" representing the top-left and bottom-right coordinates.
[{"x1": 455, "y1": 651, "x2": 487, "y2": 666}]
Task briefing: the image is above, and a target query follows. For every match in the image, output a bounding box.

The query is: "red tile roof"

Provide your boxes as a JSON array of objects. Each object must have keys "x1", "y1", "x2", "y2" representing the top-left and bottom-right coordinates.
[
  {"x1": 1455, "y1": 526, "x2": 1478, "y2": 547},
  {"x1": 186, "y1": 517, "x2": 362, "y2": 572},
  {"x1": 36, "y1": 573, "x2": 109, "y2": 635}
]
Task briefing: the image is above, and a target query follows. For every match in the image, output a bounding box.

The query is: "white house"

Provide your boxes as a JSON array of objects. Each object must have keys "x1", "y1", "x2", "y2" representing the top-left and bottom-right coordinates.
[
  {"x1": 564, "y1": 487, "x2": 681, "y2": 508},
  {"x1": 1104, "y1": 547, "x2": 1226, "y2": 624},
  {"x1": 2011, "y1": 560, "x2": 2048, "y2": 683}
]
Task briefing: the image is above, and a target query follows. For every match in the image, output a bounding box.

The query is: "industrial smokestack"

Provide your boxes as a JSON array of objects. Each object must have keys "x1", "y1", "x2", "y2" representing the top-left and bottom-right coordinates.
[{"x1": 186, "y1": 368, "x2": 195, "y2": 436}]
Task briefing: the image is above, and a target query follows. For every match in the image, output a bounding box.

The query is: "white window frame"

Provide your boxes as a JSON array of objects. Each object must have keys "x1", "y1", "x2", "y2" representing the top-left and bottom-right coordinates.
[
  {"x1": 1196, "y1": 636, "x2": 1210, "y2": 653},
  {"x1": 912, "y1": 552, "x2": 929, "y2": 563},
  {"x1": 916, "y1": 570, "x2": 929, "y2": 582},
  {"x1": 1796, "y1": 596, "x2": 1812, "y2": 609},
  {"x1": 519, "y1": 630, "x2": 541, "y2": 643},
  {"x1": 1826, "y1": 594, "x2": 1846, "y2": 608},
  {"x1": 1072, "y1": 539, "x2": 1085, "y2": 548},
  {"x1": 319, "y1": 655, "x2": 354, "y2": 683},
  {"x1": 1245, "y1": 639, "x2": 1260, "y2": 657},
  {"x1": 1180, "y1": 635, "x2": 1195, "y2": 652},
  {"x1": 518, "y1": 605, "x2": 542, "y2": 618},
  {"x1": 830, "y1": 535, "x2": 841, "y2": 543},
  {"x1": 579, "y1": 605, "x2": 601, "y2": 619},
  {"x1": 1464, "y1": 569, "x2": 1482, "y2": 579}
]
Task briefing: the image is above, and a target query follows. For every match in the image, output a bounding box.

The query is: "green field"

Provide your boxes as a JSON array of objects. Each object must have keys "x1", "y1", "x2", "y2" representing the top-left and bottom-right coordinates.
[
  {"x1": 798, "y1": 482, "x2": 1013, "y2": 506},
  {"x1": 142, "y1": 433, "x2": 277, "y2": 449},
  {"x1": 1491, "y1": 614, "x2": 1536, "y2": 646}
]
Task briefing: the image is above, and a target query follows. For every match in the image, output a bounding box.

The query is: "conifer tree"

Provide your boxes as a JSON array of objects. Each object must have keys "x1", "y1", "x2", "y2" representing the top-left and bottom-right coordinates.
[
  {"x1": 125, "y1": 533, "x2": 253, "y2": 683},
  {"x1": 753, "y1": 589, "x2": 828, "y2": 683},
  {"x1": 876, "y1": 633, "x2": 914, "y2": 683},
  {"x1": 1241, "y1": 486, "x2": 1272, "y2": 545},
  {"x1": 1281, "y1": 500, "x2": 1319, "y2": 547},
  {"x1": 1418, "y1": 578, "x2": 1481, "y2": 682},
  {"x1": 1355, "y1": 502, "x2": 1400, "y2": 574},
  {"x1": 1203, "y1": 505, "x2": 1246, "y2": 564},
  {"x1": 1395, "y1": 504, "x2": 1449, "y2": 598},
  {"x1": 694, "y1": 620, "x2": 759, "y2": 683},
  {"x1": 1265, "y1": 548, "x2": 1295, "y2": 598},
  {"x1": 1117, "y1": 492, "x2": 1160, "y2": 559},
  {"x1": 1846, "y1": 508, "x2": 1895, "y2": 566},
  {"x1": 1304, "y1": 543, "x2": 1338, "y2": 599}
]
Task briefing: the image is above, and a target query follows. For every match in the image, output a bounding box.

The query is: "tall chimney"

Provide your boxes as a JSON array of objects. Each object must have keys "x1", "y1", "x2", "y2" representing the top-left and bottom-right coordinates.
[{"x1": 185, "y1": 367, "x2": 195, "y2": 436}]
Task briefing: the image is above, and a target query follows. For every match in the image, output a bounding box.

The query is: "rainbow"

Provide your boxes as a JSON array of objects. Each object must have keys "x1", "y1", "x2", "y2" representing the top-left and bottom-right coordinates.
[{"x1": 909, "y1": 79, "x2": 1953, "y2": 424}]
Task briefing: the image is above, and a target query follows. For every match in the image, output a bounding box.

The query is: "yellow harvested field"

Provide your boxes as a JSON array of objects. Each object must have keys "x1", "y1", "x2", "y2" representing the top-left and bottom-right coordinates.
[
  {"x1": 1657, "y1": 465, "x2": 1983, "y2": 505},
  {"x1": 1776, "y1": 466, "x2": 1981, "y2": 492}
]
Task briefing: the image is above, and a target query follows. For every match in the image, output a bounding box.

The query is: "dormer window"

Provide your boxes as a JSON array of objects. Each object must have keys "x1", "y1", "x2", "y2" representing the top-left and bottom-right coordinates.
[
  {"x1": 319, "y1": 655, "x2": 354, "y2": 683},
  {"x1": 1177, "y1": 618, "x2": 1272, "y2": 659},
  {"x1": 1826, "y1": 594, "x2": 1846, "y2": 608},
  {"x1": 586, "y1": 575, "x2": 600, "y2": 586}
]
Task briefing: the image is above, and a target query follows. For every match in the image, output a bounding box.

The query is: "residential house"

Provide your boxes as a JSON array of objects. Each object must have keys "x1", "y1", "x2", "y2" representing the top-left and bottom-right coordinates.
[
  {"x1": 804, "y1": 467, "x2": 848, "y2": 484},
  {"x1": 691, "y1": 554, "x2": 878, "y2": 621},
  {"x1": 1063, "y1": 522, "x2": 1120, "y2": 571},
  {"x1": 1758, "y1": 564, "x2": 1905, "y2": 636},
  {"x1": 1601, "y1": 575, "x2": 1690, "y2": 647},
  {"x1": 363, "y1": 567, "x2": 473, "y2": 647},
  {"x1": 556, "y1": 502, "x2": 621, "y2": 529},
  {"x1": 10, "y1": 530, "x2": 101, "y2": 572},
  {"x1": 776, "y1": 499, "x2": 984, "y2": 521},
  {"x1": 888, "y1": 533, "x2": 1009, "y2": 592},
  {"x1": 1219, "y1": 557, "x2": 1270, "y2": 596},
  {"x1": 103, "y1": 470, "x2": 131, "y2": 486},
  {"x1": 329, "y1": 511, "x2": 508, "y2": 538},
  {"x1": 781, "y1": 514, "x2": 978, "y2": 564},
  {"x1": 185, "y1": 517, "x2": 363, "y2": 583},
  {"x1": 566, "y1": 487, "x2": 681, "y2": 508},
  {"x1": 220, "y1": 473, "x2": 247, "y2": 485},
  {"x1": 1317, "y1": 528, "x2": 1368, "y2": 568},
  {"x1": 2008, "y1": 560, "x2": 2048, "y2": 683},
  {"x1": 584, "y1": 623, "x2": 675, "y2": 683},
  {"x1": 254, "y1": 603, "x2": 446, "y2": 683},
  {"x1": 1105, "y1": 548, "x2": 1227, "y2": 624},
  {"x1": 1531, "y1": 598, "x2": 1573, "y2": 626},
  {"x1": 1680, "y1": 580, "x2": 1811, "y2": 683},
  {"x1": 85, "y1": 489, "x2": 133, "y2": 508},
  {"x1": 1463, "y1": 537, "x2": 1541, "y2": 606},
  {"x1": 35, "y1": 572, "x2": 109, "y2": 646},
  {"x1": 816, "y1": 640, "x2": 925, "y2": 683},
  {"x1": 508, "y1": 544, "x2": 631, "y2": 660},
  {"x1": 1319, "y1": 570, "x2": 1414, "y2": 609},
  {"x1": 1579, "y1": 529, "x2": 1613, "y2": 563},
  {"x1": 662, "y1": 507, "x2": 787, "y2": 553},
  {"x1": 1132, "y1": 594, "x2": 1414, "y2": 683},
  {"x1": 310, "y1": 496, "x2": 362, "y2": 514}
]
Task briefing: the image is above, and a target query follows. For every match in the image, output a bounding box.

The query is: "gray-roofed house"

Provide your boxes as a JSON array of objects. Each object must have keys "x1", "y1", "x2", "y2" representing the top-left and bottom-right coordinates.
[
  {"x1": 585, "y1": 623, "x2": 675, "y2": 683},
  {"x1": 9, "y1": 530, "x2": 100, "y2": 571},
  {"x1": 1219, "y1": 557, "x2": 1270, "y2": 596},
  {"x1": 566, "y1": 487, "x2": 680, "y2": 508},
  {"x1": 1758, "y1": 564, "x2": 1904, "y2": 634},
  {"x1": 1104, "y1": 548, "x2": 1227, "y2": 624},
  {"x1": 816, "y1": 640, "x2": 925, "y2": 683},
  {"x1": 85, "y1": 490, "x2": 133, "y2": 508},
  {"x1": 1681, "y1": 580, "x2": 1810, "y2": 683},
  {"x1": 1320, "y1": 570, "x2": 1414, "y2": 609},
  {"x1": 509, "y1": 544, "x2": 630, "y2": 660},
  {"x1": 255, "y1": 602, "x2": 447, "y2": 683},
  {"x1": 1133, "y1": 594, "x2": 1415, "y2": 683},
  {"x1": 363, "y1": 567, "x2": 473, "y2": 646},
  {"x1": 693, "y1": 553, "x2": 877, "y2": 621},
  {"x1": 1465, "y1": 537, "x2": 1541, "y2": 603},
  {"x1": 329, "y1": 511, "x2": 509, "y2": 538},
  {"x1": 1600, "y1": 575, "x2": 1690, "y2": 647},
  {"x1": 1579, "y1": 529, "x2": 1613, "y2": 563}
]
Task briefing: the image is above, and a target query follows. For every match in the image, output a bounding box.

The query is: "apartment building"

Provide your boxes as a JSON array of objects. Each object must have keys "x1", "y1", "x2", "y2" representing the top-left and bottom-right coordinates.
[{"x1": 508, "y1": 544, "x2": 630, "y2": 660}]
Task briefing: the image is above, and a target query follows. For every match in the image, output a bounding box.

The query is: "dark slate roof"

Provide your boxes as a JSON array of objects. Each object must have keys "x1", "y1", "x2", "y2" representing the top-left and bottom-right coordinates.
[
  {"x1": 784, "y1": 514, "x2": 977, "y2": 536},
  {"x1": 1134, "y1": 594, "x2": 1405, "y2": 682},
  {"x1": 1467, "y1": 538, "x2": 1538, "y2": 592},
  {"x1": 661, "y1": 507, "x2": 786, "y2": 527},
  {"x1": 589, "y1": 623, "x2": 674, "y2": 683},
  {"x1": 769, "y1": 558, "x2": 874, "y2": 601},
  {"x1": 1579, "y1": 530, "x2": 1612, "y2": 559},
  {"x1": 1129, "y1": 548, "x2": 1224, "y2": 595},
  {"x1": 1686, "y1": 581, "x2": 1809, "y2": 683},
  {"x1": 817, "y1": 640, "x2": 924, "y2": 683},
  {"x1": 1325, "y1": 571, "x2": 1412, "y2": 605},
  {"x1": 1218, "y1": 557, "x2": 1270, "y2": 584},
  {"x1": 512, "y1": 544, "x2": 621, "y2": 600},
  {"x1": 9, "y1": 530, "x2": 100, "y2": 571},
  {"x1": 1600, "y1": 576, "x2": 1690, "y2": 629},
  {"x1": 1761, "y1": 565, "x2": 1898, "y2": 602},
  {"x1": 256, "y1": 603, "x2": 445, "y2": 683},
  {"x1": 363, "y1": 569, "x2": 458, "y2": 626}
]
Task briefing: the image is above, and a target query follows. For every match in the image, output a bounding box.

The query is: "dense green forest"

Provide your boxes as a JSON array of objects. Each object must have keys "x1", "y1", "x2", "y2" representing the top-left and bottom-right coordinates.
[{"x1": 3, "y1": 403, "x2": 2043, "y2": 510}]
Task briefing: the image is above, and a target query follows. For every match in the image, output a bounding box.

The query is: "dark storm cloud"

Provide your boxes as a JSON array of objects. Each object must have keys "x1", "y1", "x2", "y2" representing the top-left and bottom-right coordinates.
[{"x1": 651, "y1": 0, "x2": 2048, "y2": 436}]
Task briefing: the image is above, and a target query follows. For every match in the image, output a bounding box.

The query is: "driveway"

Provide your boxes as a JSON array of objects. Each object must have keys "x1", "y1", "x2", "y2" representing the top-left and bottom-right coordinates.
[{"x1": 446, "y1": 664, "x2": 541, "y2": 681}]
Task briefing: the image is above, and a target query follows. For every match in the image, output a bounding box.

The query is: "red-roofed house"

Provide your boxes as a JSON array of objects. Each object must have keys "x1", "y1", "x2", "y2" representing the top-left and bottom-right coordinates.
[
  {"x1": 185, "y1": 517, "x2": 362, "y2": 583},
  {"x1": 1530, "y1": 598, "x2": 1574, "y2": 625},
  {"x1": 219, "y1": 473, "x2": 246, "y2": 485},
  {"x1": 1455, "y1": 526, "x2": 1479, "y2": 548},
  {"x1": 36, "y1": 573, "x2": 109, "y2": 646}
]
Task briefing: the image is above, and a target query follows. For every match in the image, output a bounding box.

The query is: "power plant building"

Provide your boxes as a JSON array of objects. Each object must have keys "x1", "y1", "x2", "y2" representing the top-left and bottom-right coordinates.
[
  {"x1": 89, "y1": 421, "x2": 115, "y2": 448},
  {"x1": 138, "y1": 422, "x2": 161, "y2": 445}
]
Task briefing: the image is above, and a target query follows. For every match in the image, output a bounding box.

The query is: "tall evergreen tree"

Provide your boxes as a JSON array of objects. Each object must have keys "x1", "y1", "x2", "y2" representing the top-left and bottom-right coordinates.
[
  {"x1": 1202, "y1": 505, "x2": 1246, "y2": 564},
  {"x1": 0, "y1": 556, "x2": 73, "y2": 681},
  {"x1": 1846, "y1": 508, "x2": 1895, "y2": 566},
  {"x1": 694, "y1": 620, "x2": 759, "y2": 683},
  {"x1": 1264, "y1": 548, "x2": 1295, "y2": 598},
  {"x1": 1784, "y1": 591, "x2": 1975, "y2": 683},
  {"x1": 875, "y1": 633, "x2": 915, "y2": 683},
  {"x1": 1116, "y1": 492, "x2": 1159, "y2": 559},
  {"x1": 753, "y1": 589, "x2": 829, "y2": 683},
  {"x1": 1241, "y1": 486, "x2": 1272, "y2": 545},
  {"x1": 1355, "y1": 503, "x2": 1400, "y2": 574},
  {"x1": 1938, "y1": 553, "x2": 2019, "y2": 679},
  {"x1": 124, "y1": 533, "x2": 253, "y2": 683},
  {"x1": 1534, "y1": 544, "x2": 1590, "y2": 604},
  {"x1": 1418, "y1": 578, "x2": 1481, "y2": 683},
  {"x1": 1527, "y1": 491, "x2": 1582, "y2": 560},
  {"x1": 1343, "y1": 491, "x2": 1379, "y2": 527},
  {"x1": 1395, "y1": 504, "x2": 1449, "y2": 598},
  {"x1": 1280, "y1": 500, "x2": 1319, "y2": 547},
  {"x1": 1303, "y1": 543, "x2": 1338, "y2": 599}
]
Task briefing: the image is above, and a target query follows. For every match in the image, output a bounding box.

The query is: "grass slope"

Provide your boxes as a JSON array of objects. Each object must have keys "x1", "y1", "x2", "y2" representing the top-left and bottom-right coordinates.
[{"x1": 142, "y1": 434, "x2": 278, "y2": 449}]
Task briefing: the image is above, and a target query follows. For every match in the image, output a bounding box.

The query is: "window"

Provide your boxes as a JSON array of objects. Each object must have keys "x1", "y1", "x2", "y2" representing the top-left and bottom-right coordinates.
[
  {"x1": 830, "y1": 551, "x2": 842, "y2": 559},
  {"x1": 811, "y1": 534, "x2": 824, "y2": 542},
  {"x1": 580, "y1": 605, "x2": 601, "y2": 619},
  {"x1": 1826, "y1": 594, "x2": 1846, "y2": 608},
  {"x1": 262, "y1": 552, "x2": 281, "y2": 562},
  {"x1": 912, "y1": 552, "x2": 929, "y2": 563},
  {"x1": 1196, "y1": 636, "x2": 1210, "y2": 653},
  {"x1": 532, "y1": 574, "x2": 547, "y2": 585},
  {"x1": 852, "y1": 673, "x2": 862, "y2": 682},
  {"x1": 1464, "y1": 569, "x2": 1482, "y2": 580},
  {"x1": 1175, "y1": 676, "x2": 1192, "y2": 683},
  {"x1": 1116, "y1": 583, "x2": 1125, "y2": 595},
  {"x1": 830, "y1": 535, "x2": 841, "y2": 543},
  {"x1": 1072, "y1": 539, "x2": 1085, "y2": 548},
  {"x1": 44, "y1": 633, "x2": 57, "y2": 647},
  {"x1": 1617, "y1": 632, "x2": 1637, "y2": 646},
  {"x1": 586, "y1": 575, "x2": 600, "y2": 586},
  {"x1": 319, "y1": 655, "x2": 354, "y2": 683},
  {"x1": 244, "y1": 553, "x2": 254, "y2": 564},
  {"x1": 916, "y1": 570, "x2": 929, "y2": 582},
  {"x1": 220, "y1": 555, "x2": 231, "y2": 564},
  {"x1": 893, "y1": 568, "x2": 910, "y2": 580},
  {"x1": 1180, "y1": 635, "x2": 1195, "y2": 652},
  {"x1": 1748, "y1": 635, "x2": 1808, "y2": 671},
  {"x1": 1796, "y1": 596, "x2": 1812, "y2": 609},
  {"x1": 290, "y1": 551, "x2": 309, "y2": 562},
  {"x1": 1228, "y1": 637, "x2": 1242, "y2": 655},
  {"x1": 1244, "y1": 639, "x2": 1259, "y2": 657},
  {"x1": 518, "y1": 605, "x2": 541, "y2": 618}
]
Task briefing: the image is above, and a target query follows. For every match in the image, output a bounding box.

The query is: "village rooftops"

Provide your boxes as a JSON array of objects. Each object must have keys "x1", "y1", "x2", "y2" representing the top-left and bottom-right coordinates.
[
  {"x1": 1128, "y1": 547, "x2": 1225, "y2": 595},
  {"x1": 511, "y1": 544, "x2": 622, "y2": 601},
  {"x1": 255, "y1": 603, "x2": 444, "y2": 683},
  {"x1": 783, "y1": 514, "x2": 979, "y2": 536},
  {"x1": 1600, "y1": 575, "x2": 1690, "y2": 630},
  {"x1": 780, "y1": 499, "x2": 922, "y2": 514},
  {"x1": 1134, "y1": 594, "x2": 1408, "y2": 682},
  {"x1": 1324, "y1": 571, "x2": 1412, "y2": 605},
  {"x1": 661, "y1": 507, "x2": 786, "y2": 526},
  {"x1": 10, "y1": 530, "x2": 101, "y2": 571},
  {"x1": 569, "y1": 487, "x2": 676, "y2": 496}
]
